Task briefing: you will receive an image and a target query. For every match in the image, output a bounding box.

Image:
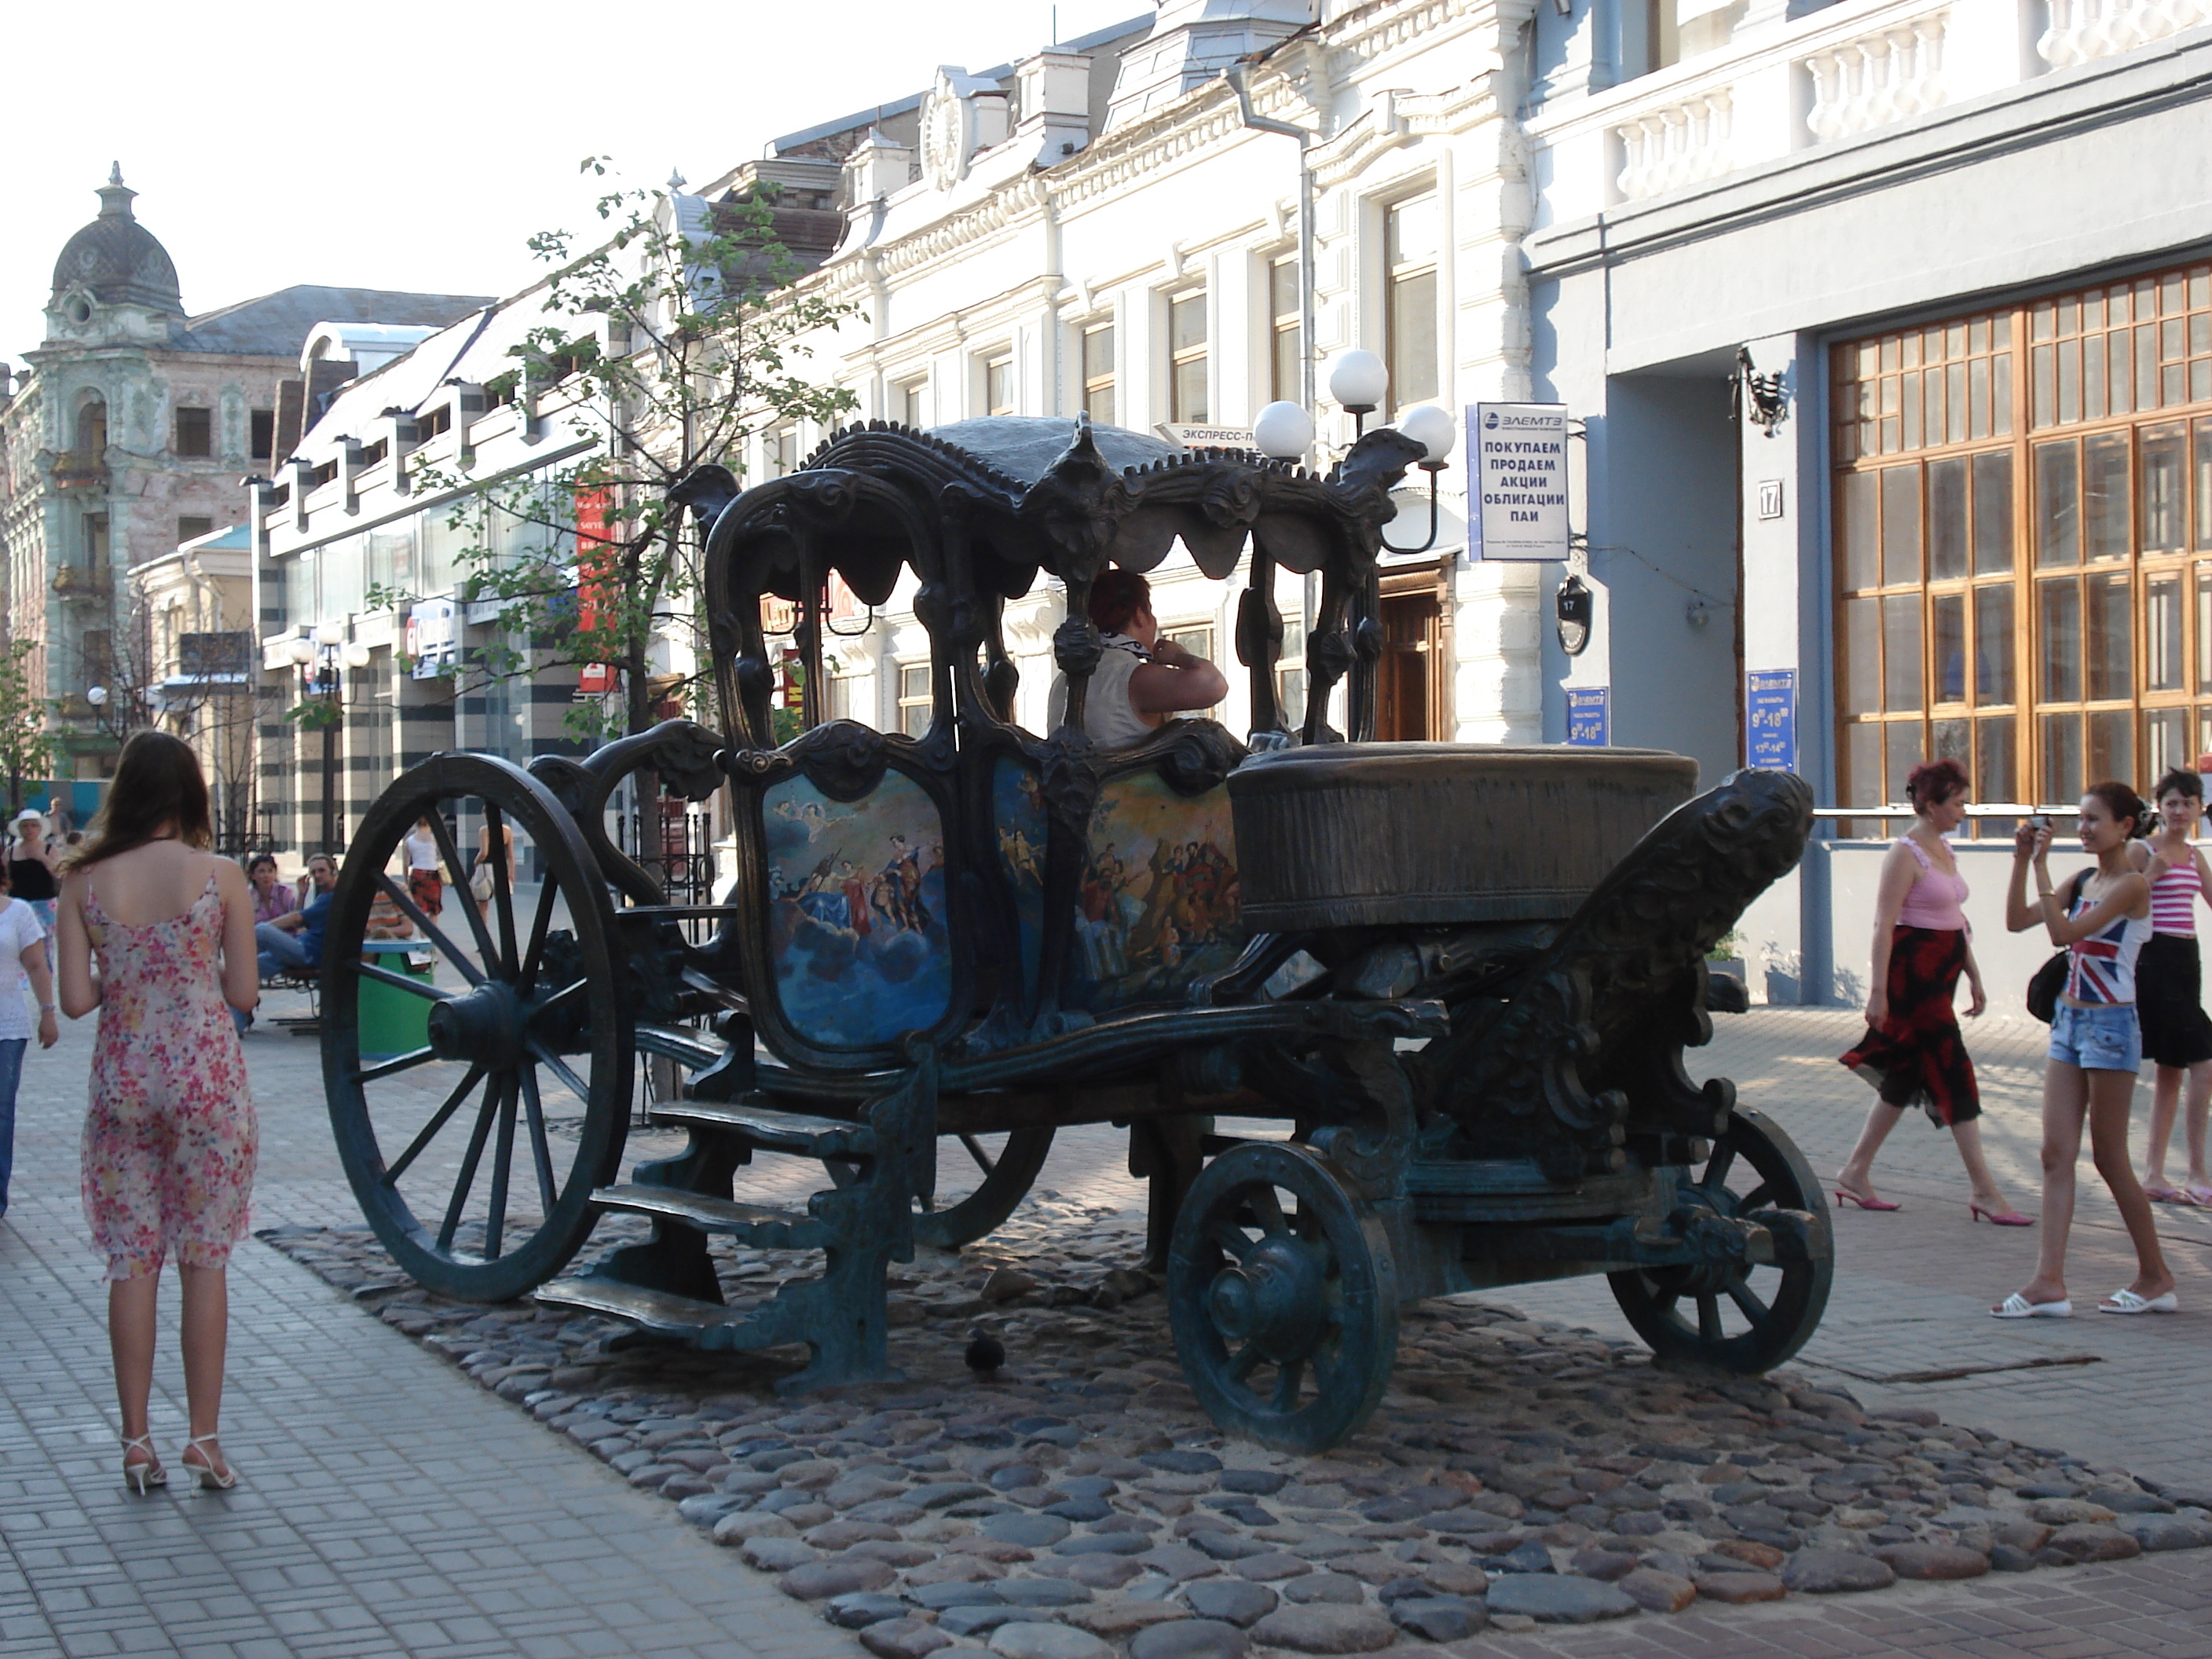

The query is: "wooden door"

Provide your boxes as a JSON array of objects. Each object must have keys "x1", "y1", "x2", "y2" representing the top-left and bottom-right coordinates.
[{"x1": 1378, "y1": 589, "x2": 1444, "y2": 742}]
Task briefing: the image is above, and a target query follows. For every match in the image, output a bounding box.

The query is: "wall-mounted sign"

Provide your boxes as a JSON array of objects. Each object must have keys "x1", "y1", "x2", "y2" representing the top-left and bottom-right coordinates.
[
  {"x1": 576, "y1": 485, "x2": 617, "y2": 694},
  {"x1": 1757, "y1": 479, "x2": 1785, "y2": 521},
  {"x1": 1161, "y1": 423, "x2": 1256, "y2": 450},
  {"x1": 1566, "y1": 685, "x2": 1610, "y2": 747},
  {"x1": 406, "y1": 597, "x2": 456, "y2": 680},
  {"x1": 1469, "y1": 403, "x2": 1569, "y2": 561},
  {"x1": 1747, "y1": 668, "x2": 1796, "y2": 771}
]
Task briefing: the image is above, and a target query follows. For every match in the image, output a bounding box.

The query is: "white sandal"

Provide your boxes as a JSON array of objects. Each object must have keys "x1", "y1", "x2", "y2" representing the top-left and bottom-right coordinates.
[
  {"x1": 120, "y1": 1432, "x2": 167, "y2": 1494},
  {"x1": 181, "y1": 1433, "x2": 238, "y2": 1490},
  {"x1": 2098, "y1": 1288, "x2": 2178, "y2": 1315},
  {"x1": 1990, "y1": 1292, "x2": 2072, "y2": 1319}
]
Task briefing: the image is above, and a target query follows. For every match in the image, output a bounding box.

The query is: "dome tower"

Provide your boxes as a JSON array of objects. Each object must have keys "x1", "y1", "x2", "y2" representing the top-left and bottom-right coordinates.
[{"x1": 48, "y1": 164, "x2": 184, "y2": 331}]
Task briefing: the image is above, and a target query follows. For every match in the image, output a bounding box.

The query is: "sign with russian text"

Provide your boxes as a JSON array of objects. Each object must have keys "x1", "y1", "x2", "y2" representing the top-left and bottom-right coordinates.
[
  {"x1": 1162, "y1": 423, "x2": 1257, "y2": 450},
  {"x1": 1469, "y1": 403, "x2": 1570, "y2": 561},
  {"x1": 1566, "y1": 686, "x2": 1610, "y2": 747},
  {"x1": 1747, "y1": 668, "x2": 1796, "y2": 771},
  {"x1": 575, "y1": 485, "x2": 617, "y2": 694}
]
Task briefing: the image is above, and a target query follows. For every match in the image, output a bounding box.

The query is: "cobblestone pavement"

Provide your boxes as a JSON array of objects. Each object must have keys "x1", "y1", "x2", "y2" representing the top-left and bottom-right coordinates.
[{"x1": 3, "y1": 998, "x2": 2210, "y2": 1657}]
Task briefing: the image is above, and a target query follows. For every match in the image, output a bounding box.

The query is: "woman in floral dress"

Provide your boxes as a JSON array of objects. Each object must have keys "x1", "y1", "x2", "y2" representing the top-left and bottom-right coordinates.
[{"x1": 56, "y1": 733, "x2": 259, "y2": 1492}]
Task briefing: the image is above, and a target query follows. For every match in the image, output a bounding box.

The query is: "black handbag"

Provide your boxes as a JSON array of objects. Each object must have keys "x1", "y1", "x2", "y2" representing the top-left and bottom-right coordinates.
[{"x1": 2026, "y1": 870, "x2": 2088, "y2": 1024}]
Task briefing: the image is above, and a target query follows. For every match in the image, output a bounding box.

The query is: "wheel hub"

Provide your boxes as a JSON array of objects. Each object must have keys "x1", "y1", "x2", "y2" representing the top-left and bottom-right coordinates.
[
  {"x1": 427, "y1": 980, "x2": 526, "y2": 1071},
  {"x1": 1207, "y1": 1234, "x2": 1328, "y2": 1361}
]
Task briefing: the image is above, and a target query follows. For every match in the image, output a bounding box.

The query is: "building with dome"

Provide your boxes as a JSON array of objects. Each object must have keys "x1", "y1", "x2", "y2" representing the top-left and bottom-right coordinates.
[{"x1": 0, "y1": 166, "x2": 489, "y2": 809}]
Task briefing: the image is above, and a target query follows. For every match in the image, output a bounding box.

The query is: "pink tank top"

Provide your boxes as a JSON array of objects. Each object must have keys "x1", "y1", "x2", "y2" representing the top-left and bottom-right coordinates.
[
  {"x1": 2152, "y1": 854, "x2": 2203, "y2": 936},
  {"x1": 1895, "y1": 837, "x2": 1969, "y2": 931}
]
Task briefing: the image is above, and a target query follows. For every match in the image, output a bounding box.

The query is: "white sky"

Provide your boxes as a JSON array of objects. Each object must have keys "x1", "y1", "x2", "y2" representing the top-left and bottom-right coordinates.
[{"x1": 5, "y1": 0, "x2": 1152, "y2": 361}]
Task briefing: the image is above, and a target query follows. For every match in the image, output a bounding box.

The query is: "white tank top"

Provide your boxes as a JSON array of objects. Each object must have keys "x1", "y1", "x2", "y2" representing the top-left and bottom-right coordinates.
[{"x1": 1046, "y1": 646, "x2": 1155, "y2": 748}]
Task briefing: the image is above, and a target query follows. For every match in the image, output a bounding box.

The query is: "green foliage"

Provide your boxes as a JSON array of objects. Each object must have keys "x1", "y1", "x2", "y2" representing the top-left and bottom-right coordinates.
[
  {"x1": 0, "y1": 640, "x2": 54, "y2": 811},
  {"x1": 390, "y1": 159, "x2": 862, "y2": 745}
]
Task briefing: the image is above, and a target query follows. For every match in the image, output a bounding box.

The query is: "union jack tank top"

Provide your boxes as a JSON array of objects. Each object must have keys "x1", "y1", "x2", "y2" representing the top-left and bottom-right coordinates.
[{"x1": 2065, "y1": 881, "x2": 2153, "y2": 1005}]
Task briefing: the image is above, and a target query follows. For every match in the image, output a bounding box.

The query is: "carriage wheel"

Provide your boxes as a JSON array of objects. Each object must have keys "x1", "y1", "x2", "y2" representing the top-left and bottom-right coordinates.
[
  {"x1": 916, "y1": 1128, "x2": 1055, "y2": 1249},
  {"x1": 323, "y1": 754, "x2": 630, "y2": 1303},
  {"x1": 1166, "y1": 1141, "x2": 1397, "y2": 1453},
  {"x1": 1608, "y1": 1108, "x2": 1833, "y2": 1375}
]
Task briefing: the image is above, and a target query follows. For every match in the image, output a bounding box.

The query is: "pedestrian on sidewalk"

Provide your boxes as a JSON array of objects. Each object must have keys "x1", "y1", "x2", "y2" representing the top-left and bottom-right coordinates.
[
  {"x1": 0, "y1": 859, "x2": 61, "y2": 1219},
  {"x1": 256, "y1": 854, "x2": 335, "y2": 980},
  {"x1": 55, "y1": 732, "x2": 260, "y2": 1492},
  {"x1": 1994, "y1": 782, "x2": 2178, "y2": 1319},
  {"x1": 405, "y1": 815, "x2": 444, "y2": 920},
  {"x1": 2131, "y1": 767, "x2": 2212, "y2": 1209},
  {"x1": 1835, "y1": 758, "x2": 2027, "y2": 1222},
  {"x1": 9, "y1": 808, "x2": 60, "y2": 969}
]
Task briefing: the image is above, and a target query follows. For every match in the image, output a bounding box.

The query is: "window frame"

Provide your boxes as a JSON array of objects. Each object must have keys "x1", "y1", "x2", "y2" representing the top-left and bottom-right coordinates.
[
  {"x1": 895, "y1": 661, "x2": 932, "y2": 738},
  {"x1": 174, "y1": 405, "x2": 214, "y2": 459},
  {"x1": 1382, "y1": 193, "x2": 1440, "y2": 418},
  {"x1": 1081, "y1": 320, "x2": 1115, "y2": 427},
  {"x1": 983, "y1": 350, "x2": 1015, "y2": 418},
  {"x1": 1166, "y1": 287, "x2": 1208, "y2": 426},
  {"x1": 1268, "y1": 254, "x2": 1302, "y2": 406}
]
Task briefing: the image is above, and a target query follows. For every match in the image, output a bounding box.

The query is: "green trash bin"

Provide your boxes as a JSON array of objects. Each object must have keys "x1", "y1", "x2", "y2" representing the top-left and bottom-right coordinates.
[{"x1": 357, "y1": 939, "x2": 435, "y2": 1059}]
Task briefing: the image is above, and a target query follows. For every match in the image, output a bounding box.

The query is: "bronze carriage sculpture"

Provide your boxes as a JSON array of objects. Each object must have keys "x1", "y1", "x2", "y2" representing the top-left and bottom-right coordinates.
[{"x1": 320, "y1": 414, "x2": 1826, "y2": 1452}]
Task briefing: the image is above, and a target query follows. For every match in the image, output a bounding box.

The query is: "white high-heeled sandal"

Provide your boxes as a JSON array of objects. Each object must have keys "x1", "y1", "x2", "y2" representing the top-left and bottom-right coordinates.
[
  {"x1": 181, "y1": 1433, "x2": 236, "y2": 1490},
  {"x1": 120, "y1": 1433, "x2": 167, "y2": 1494}
]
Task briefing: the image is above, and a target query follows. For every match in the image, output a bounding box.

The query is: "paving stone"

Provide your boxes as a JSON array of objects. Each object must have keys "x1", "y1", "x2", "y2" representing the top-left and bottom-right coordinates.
[
  {"x1": 742, "y1": 1536, "x2": 821, "y2": 1571},
  {"x1": 829, "y1": 1592, "x2": 915, "y2": 1628},
  {"x1": 1567, "y1": 1547, "x2": 1638, "y2": 1580},
  {"x1": 1144, "y1": 1450, "x2": 1225, "y2": 1475},
  {"x1": 1390, "y1": 1596, "x2": 1487, "y2": 1642},
  {"x1": 1706, "y1": 1537, "x2": 1785, "y2": 1569},
  {"x1": 910, "y1": 1580, "x2": 1006, "y2": 1611},
  {"x1": 1064, "y1": 1599, "x2": 1195, "y2": 1635},
  {"x1": 1483, "y1": 1573, "x2": 1641, "y2": 1623},
  {"x1": 1220, "y1": 1470, "x2": 1289, "y2": 1496},
  {"x1": 987, "y1": 1621, "x2": 1115, "y2": 1659},
  {"x1": 1617, "y1": 1568, "x2": 1697, "y2": 1613},
  {"x1": 1871, "y1": 1542, "x2": 1992, "y2": 1579},
  {"x1": 861, "y1": 1617, "x2": 956, "y2": 1659},
  {"x1": 1782, "y1": 1547, "x2": 1896, "y2": 1593},
  {"x1": 2119, "y1": 1514, "x2": 2212, "y2": 1551},
  {"x1": 1192, "y1": 1530, "x2": 1270, "y2": 1561},
  {"x1": 1247, "y1": 1604, "x2": 1399, "y2": 1653},
  {"x1": 911, "y1": 1481, "x2": 994, "y2": 1509},
  {"x1": 2088, "y1": 1488, "x2": 2177, "y2": 1514},
  {"x1": 1280, "y1": 1573, "x2": 1363, "y2": 1603},
  {"x1": 851, "y1": 1540, "x2": 940, "y2": 1567},
  {"x1": 808, "y1": 1519, "x2": 905, "y2": 1549},
  {"x1": 1130, "y1": 1617, "x2": 1250, "y2": 1659},
  {"x1": 782, "y1": 1556, "x2": 897, "y2": 1599},
  {"x1": 1056, "y1": 1531, "x2": 1156, "y2": 1556},
  {"x1": 1692, "y1": 1570, "x2": 1785, "y2": 1604},
  {"x1": 2043, "y1": 1522, "x2": 2144, "y2": 1562},
  {"x1": 1137, "y1": 1543, "x2": 1221, "y2": 1582},
  {"x1": 712, "y1": 1509, "x2": 797, "y2": 1545},
  {"x1": 1182, "y1": 1579, "x2": 1278, "y2": 1626},
  {"x1": 985, "y1": 1512, "x2": 1074, "y2": 1548},
  {"x1": 2027, "y1": 1497, "x2": 2118, "y2": 1525},
  {"x1": 996, "y1": 1577, "x2": 1092, "y2": 1607},
  {"x1": 1064, "y1": 1555, "x2": 1149, "y2": 1590},
  {"x1": 1230, "y1": 1550, "x2": 1313, "y2": 1581}
]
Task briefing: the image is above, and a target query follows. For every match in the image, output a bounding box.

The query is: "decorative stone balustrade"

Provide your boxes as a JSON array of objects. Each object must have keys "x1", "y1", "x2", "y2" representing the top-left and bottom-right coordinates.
[
  {"x1": 1614, "y1": 88, "x2": 1737, "y2": 200},
  {"x1": 2039, "y1": 0, "x2": 2212, "y2": 67},
  {"x1": 1802, "y1": 10, "x2": 1950, "y2": 142}
]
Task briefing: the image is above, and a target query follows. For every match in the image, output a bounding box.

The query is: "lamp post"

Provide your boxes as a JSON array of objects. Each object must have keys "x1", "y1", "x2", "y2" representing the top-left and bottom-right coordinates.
[
  {"x1": 290, "y1": 624, "x2": 348, "y2": 855},
  {"x1": 1252, "y1": 351, "x2": 1457, "y2": 555}
]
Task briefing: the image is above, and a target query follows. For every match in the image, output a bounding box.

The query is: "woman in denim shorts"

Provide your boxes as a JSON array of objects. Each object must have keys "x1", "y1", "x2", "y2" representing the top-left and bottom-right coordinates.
[{"x1": 1996, "y1": 782, "x2": 2177, "y2": 1317}]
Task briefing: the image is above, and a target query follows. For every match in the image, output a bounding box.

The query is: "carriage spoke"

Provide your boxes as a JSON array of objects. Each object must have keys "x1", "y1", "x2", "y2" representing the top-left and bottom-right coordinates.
[
  {"x1": 1725, "y1": 1276, "x2": 1774, "y2": 1328},
  {"x1": 958, "y1": 1133, "x2": 996, "y2": 1176},
  {"x1": 437, "y1": 1082, "x2": 504, "y2": 1252},
  {"x1": 1738, "y1": 1181, "x2": 1775, "y2": 1213},
  {"x1": 350, "y1": 960, "x2": 456, "y2": 1002},
  {"x1": 1208, "y1": 1221, "x2": 1261, "y2": 1262},
  {"x1": 518, "y1": 1069, "x2": 559, "y2": 1218},
  {"x1": 1270, "y1": 1359, "x2": 1306, "y2": 1412},
  {"x1": 484, "y1": 1075, "x2": 518, "y2": 1259},
  {"x1": 486, "y1": 803, "x2": 519, "y2": 976},
  {"x1": 428, "y1": 811, "x2": 502, "y2": 969},
  {"x1": 1228, "y1": 1342, "x2": 1265, "y2": 1382},
  {"x1": 527, "y1": 1042, "x2": 594, "y2": 1108},
  {"x1": 519, "y1": 880, "x2": 558, "y2": 991},
  {"x1": 1697, "y1": 1294, "x2": 1723, "y2": 1343},
  {"x1": 1246, "y1": 1186, "x2": 1287, "y2": 1236},
  {"x1": 385, "y1": 1064, "x2": 485, "y2": 1185},
  {"x1": 355, "y1": 1046, "x2": 438, "y2": 1084},
  {"x1": 1704, "y1": 1142, "x2": 1738, "y2": 1193},
  {"x1": 529, "y1": 979, "x2": 588, "y2": 1020},
  {"x1": 375, "y1": 875, "x2": 485, "y2": 987}
]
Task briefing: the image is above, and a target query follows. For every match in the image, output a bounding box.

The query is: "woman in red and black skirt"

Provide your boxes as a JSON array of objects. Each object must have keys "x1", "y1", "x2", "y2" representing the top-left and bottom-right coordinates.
[{"x1": 1836, "y1": 758, "x2": 2030, "y2": 1222}]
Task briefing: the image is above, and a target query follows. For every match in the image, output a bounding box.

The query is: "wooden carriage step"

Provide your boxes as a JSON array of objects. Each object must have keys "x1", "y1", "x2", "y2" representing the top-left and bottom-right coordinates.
[
  {"x1": 590, "y1": 1183, "x2": 826, "y2": 1249},
  {"x1": 648, "y1": 1097, "x2": 876, "y2": 1158},
  {"x1": 534, "y1": 1276, "x2": 755, "y2": 1340}
]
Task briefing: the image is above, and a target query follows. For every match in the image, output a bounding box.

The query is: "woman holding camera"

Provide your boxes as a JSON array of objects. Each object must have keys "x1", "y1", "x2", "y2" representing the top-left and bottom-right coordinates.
[
  {"x1": 1994, "y1": 782, "x2": 2177, "y2": 1317},
  {"x1": 1835, "y1": 759, "x2": 2025, "y2": 1221}
]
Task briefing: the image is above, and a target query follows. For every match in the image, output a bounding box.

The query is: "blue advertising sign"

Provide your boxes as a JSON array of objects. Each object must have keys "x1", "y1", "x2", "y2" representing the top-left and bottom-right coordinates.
[
  {"x1": 1747, "y1": 668, "x2": 1796, "y2": 771},
  {"x1": 1566, "y1": 686, "x2": 1610, "y2": 747}
]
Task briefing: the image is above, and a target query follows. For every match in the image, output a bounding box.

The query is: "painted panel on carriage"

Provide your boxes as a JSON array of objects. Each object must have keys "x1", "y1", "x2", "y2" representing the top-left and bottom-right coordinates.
[
  {"x1": 1069, "y1": 772, "x2": 1242, "y2": 1013},
  {"x1": 763, "y1": 772, "x2": 951, "y2": 1046},
  {"x1": 992, "y1": 758, "x2": 1046, "y2": 992}
]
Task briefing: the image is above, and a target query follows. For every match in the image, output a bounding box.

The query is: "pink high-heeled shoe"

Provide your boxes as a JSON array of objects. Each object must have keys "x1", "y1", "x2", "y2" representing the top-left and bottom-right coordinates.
[
  {"x1": 1833, "y1": 1185, "x2": 1901, "y2": 1212},
  {"x1": 1970, "y1": 1203, "x2": 2033, "y2": 1227}
]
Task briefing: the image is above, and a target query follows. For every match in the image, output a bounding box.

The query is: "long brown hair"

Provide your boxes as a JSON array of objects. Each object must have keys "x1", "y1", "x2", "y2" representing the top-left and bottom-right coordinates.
[{"x1": 57, "y1": 731, "x2": 212, "y2": 872}]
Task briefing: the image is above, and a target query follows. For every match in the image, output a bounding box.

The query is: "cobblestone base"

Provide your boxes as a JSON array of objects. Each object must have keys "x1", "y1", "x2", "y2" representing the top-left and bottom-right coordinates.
[{"x1": 259, "y1": 1190, "x2": 2212, "y2": 1659}]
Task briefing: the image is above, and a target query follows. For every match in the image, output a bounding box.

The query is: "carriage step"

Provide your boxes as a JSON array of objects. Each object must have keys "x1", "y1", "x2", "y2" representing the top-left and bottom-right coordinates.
[
  {"x1": 591, "y1": 1183, "x2": 826, "y2": 1250},
  {"x1": 534, "y1": 1276, "x2": 754, "y2": 1341},
  {"x1": 649, "y1": 1097, "x2": 876, "y2": 1158}
]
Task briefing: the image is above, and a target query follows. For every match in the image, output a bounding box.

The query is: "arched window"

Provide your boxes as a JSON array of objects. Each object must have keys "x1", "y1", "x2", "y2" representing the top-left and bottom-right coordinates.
[{"x1": 74, "y1": 397, "x2": 108, "y2": 455}]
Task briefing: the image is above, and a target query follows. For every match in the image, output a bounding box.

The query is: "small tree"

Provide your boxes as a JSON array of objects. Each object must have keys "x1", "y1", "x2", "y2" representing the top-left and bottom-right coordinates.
[
  {"x1": 0, "y1": 639, "x2": 54, "y2": 816},
  {"x1": 394, "y1": 159, "x2": 861, "y2": 746}
]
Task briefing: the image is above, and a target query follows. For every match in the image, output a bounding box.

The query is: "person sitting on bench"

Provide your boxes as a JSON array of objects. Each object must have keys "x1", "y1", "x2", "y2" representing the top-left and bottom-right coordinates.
[{"x1": 257, "y1": 853, "x2": 336, "y2": 978}]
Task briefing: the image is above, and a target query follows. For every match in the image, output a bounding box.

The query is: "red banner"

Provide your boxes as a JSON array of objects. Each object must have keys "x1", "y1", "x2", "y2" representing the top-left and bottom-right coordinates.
[{"x1": 576, "y1": 486, "x2": 616, "y2": 694}]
